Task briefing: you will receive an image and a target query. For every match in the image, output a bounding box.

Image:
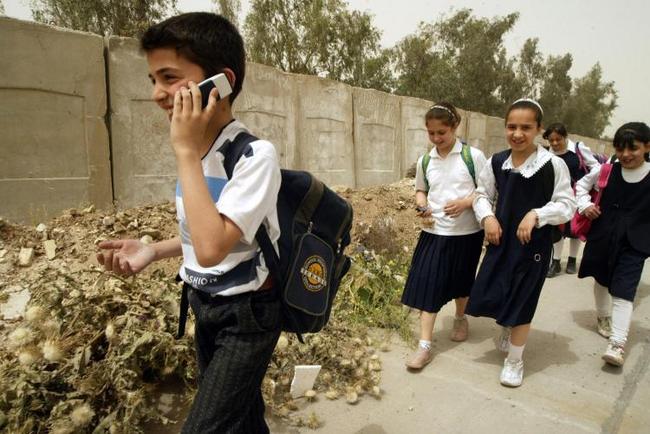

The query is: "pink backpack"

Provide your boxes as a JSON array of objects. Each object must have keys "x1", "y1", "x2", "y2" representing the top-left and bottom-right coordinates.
[{"x1": 571, "y1": 163, "x2": 613, "y2": 241}]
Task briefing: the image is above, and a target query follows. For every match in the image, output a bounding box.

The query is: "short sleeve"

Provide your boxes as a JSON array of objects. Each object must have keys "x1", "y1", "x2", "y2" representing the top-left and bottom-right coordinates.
[{"x1": 217, "y1": 141, "x2": 281, "y2": 244}]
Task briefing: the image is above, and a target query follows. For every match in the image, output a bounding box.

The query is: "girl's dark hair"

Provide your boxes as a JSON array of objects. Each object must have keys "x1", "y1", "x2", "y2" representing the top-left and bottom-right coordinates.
[
  {"x1": 613, "y1": 122, "x2": 650, "y2": 150},
  {"x1": 425, "y1": 101, "x2": 461, "y2": 127},
  {"x1": 505, "y1": 99, "x2": 543, "y2": 127},
  {"x1": 140, "y1": 12, "x2": 245, "y2": 103},
  {"x1": 543, "y1": 123, "x2": 568, "y2": 140}
]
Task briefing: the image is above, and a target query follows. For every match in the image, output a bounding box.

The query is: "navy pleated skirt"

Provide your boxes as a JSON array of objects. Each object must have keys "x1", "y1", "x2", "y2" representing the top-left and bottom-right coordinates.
[{"x1": 401, "y1": 230, "x2": 484, "y2": 313}]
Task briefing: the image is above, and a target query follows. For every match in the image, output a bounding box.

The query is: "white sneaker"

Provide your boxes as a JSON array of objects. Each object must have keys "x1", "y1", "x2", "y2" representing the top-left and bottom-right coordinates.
[
  {"x1": 602, "y1": 341, "x2": 625, "y2": 367},
  {"x1": 495, "y1": 327, "x2": 511, "y2": 352},
  {"x1": 500, "y1": 358, "x2": 524, "y2": 387}
]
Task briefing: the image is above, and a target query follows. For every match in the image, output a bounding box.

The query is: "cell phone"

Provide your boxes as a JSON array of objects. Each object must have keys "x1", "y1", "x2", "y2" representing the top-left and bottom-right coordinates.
[{"x1": 198, "y1": 73, "x2": 233, "y2": 108}]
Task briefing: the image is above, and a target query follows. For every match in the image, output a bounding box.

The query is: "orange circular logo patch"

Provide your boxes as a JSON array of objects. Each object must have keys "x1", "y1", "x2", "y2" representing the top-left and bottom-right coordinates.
[{"x1": 300, "y1": 255, "x2": 328, "y2": 292}]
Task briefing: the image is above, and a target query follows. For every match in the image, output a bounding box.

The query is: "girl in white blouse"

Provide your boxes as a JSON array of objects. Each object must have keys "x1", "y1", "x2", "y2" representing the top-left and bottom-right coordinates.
[{"x1": 402, "y1": 102, "x2": 487, "y2": 371}]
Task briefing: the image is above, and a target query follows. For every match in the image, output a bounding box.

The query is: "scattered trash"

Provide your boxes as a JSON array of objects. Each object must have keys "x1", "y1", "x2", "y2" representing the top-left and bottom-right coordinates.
[{"x1": 290, "y1": 365, "x2": 322, "y2": 398}]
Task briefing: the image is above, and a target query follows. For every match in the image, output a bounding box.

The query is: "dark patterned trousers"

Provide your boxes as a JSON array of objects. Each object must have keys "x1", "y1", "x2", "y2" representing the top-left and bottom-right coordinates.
[{"x1": 181, "y1": 288, "x2": 281, "y2": 434}]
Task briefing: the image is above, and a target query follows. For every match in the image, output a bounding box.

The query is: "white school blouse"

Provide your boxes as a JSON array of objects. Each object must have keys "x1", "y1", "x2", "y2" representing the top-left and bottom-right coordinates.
[
  {"x1": 576, "y1": 161, "x2": 650, "y2": 214},
  {"x1": 473, "y1": 145, "x2": 576, "y2": 227},
  {"x1": 415, "y1": 140, "x2": 487, "y2": 236},
  {"x1": 550, "y1": 139, "x2": 601, "y2": 175}
]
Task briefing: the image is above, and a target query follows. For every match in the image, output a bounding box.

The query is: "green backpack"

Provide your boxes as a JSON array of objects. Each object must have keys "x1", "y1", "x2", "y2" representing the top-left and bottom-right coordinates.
[{"x1": 421, "y1": 143, "x2": 477, "y2": 190}]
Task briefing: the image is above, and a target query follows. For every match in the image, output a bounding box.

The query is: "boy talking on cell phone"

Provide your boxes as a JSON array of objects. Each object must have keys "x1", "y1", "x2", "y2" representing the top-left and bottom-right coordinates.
[{"x1": 96, "y1": 13, "x2": 282, "y2": 433}]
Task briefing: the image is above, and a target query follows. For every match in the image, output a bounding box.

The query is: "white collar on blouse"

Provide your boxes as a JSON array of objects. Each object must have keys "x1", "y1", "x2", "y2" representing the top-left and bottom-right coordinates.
[
  {"x1": 430, "y1": 139, "x2": 463, "y2": 159},
  {"x1": 550, "y1": 139, "x2": 576, "y2": 156},
  {"x1": 567, "y1": 139, "x2": 577, "y2": 153},
  {"x1": 501, "y1": 144, "x2": 553, "y2": 178}
]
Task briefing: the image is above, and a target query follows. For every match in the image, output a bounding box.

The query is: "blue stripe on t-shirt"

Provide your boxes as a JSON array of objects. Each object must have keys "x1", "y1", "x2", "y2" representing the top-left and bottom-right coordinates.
[{"x1": 176, "y1": 176, "x2": 227, "y2": 202}]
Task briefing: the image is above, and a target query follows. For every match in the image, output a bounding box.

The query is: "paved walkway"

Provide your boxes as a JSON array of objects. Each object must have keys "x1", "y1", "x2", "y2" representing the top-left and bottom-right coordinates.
[{"x1": 270, "y1": 251, "x2": 650, "y2": 434}]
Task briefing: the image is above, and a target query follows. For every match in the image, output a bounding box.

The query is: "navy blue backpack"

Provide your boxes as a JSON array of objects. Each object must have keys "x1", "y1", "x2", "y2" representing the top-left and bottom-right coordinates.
[{"x1": 220, "y1": 132, "x2": 353, "y2": 340}]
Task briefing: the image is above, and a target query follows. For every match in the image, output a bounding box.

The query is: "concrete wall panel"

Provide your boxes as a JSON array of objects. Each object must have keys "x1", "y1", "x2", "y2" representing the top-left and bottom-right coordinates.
[
  {"x1": 295, "y1": 75, "x2": 355, "y2": 187},
  {"x1": 466, "y1": 112, "x2": 488, "y2": 153},
  {"x1": 569, "y1": 134, "x2": 612, "y2": 157},
  {"x1": 400, "y1": 97, "x2": 430, "y2": 177},
  {"x1": 107, "y1": 36, "x2": 174, "y2": 208},
  {"x1": 0, "y1": 18, "x2": 112, "y2": 223},
  {"x1": 455, "y1": 108, "x2": 469, "y2": 142},
  {"x1": 353, "y1": 88, "x2": 401, "y2": 187},
  {"x1": 233, "y1": 63, "x2": 298, "y2": 169},
  {"x1": 485, "y1": 116, "x2": 506, "y2": 158},
  {"x1": 1, "y1": 20, "x2": 611, "y2": 220}
]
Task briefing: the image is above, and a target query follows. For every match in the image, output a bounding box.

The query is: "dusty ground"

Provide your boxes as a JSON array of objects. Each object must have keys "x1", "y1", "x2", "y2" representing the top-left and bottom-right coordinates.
[{"x1": 0, "y1": 179, "x2": 422, "y2": 433}]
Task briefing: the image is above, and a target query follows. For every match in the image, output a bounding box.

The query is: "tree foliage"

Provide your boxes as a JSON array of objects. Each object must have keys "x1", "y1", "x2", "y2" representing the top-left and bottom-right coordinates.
[
  {"x1": 538, "y1": 53, "x2": 573, "y2": 125},
  {"x1": 393, "y1": 9, "x2": 518, "y2": 115},
  {"x1": 244, "y1": 0, "x2": 392, "y2": 91},
  {"x1": 564, "y1": 64, "x2": 617, "y2": 137},
  {"x1": 392, "y1": 9, "x2": 617, "y2": 137},
  {"x1": 213, "y1": 0, "x2": 240, "y2": 28},
  {"x1": 29, "y1": 0, "x2": 177, "y2": 37}
]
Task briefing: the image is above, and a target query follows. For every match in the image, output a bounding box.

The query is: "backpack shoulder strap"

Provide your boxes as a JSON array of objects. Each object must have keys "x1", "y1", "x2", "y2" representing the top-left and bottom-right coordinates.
[
  {"x1": 592, "y1": 163, "x2": 613, "y2": 205},
  {"x1": 219, "y1": 130, "x2": 282, "y2": 283},
  {"x1": 219, "y1": 131, "x2": 258, "y2": 180},
  {"x1": 574, "y1": 141, "x2": 588, "y2": 172},
  {"x1": 421, "y1": 153, "x2": 431, "y2": 190},
  {"x1": 460, "y1": 144, "x2": 477, "y2": 187}
]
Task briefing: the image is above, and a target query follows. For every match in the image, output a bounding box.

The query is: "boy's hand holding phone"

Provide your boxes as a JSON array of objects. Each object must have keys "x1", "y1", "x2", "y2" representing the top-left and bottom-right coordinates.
[{"x1": 170, "y1": 74, "x2": 233, "y2": 158}]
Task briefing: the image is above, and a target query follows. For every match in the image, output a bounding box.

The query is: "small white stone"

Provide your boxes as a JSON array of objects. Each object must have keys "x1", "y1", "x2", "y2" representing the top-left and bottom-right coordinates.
[
  {"x1": 18, "y1": 248, "x2": 34, "y2": 266},
  {"x1": 140, "y1": 228, "x2": 161, "y2": 239},
  {"x1": 102, "y1": 216, "x2": 115, "y2": 227},
  {"x1": 139, "y1": 235, "x2": 154, "y2": 245},
  {"x1": 43, "y1": 240, "x2": 56, "y2": 260}
]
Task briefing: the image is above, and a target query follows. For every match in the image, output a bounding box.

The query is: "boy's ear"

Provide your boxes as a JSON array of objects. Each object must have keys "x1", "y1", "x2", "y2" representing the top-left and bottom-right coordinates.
[{"x1": 222, "y1": 68, "x2": 236, "y2": 89}]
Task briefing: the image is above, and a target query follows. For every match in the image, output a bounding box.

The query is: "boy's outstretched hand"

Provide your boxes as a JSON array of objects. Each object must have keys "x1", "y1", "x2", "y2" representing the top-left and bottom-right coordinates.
[
  {"x1": 516, "y1": 211, "x2": 538, "y2": 244},
  {"x1": 483, "y1": 216, "x2": 502, "y2": 245},
  {"x1": 96, "y1": 239, "x2": 156, "y2": 276},
  {"x1": 170, "y1": 81, "x2": 218, "y2": 158}
]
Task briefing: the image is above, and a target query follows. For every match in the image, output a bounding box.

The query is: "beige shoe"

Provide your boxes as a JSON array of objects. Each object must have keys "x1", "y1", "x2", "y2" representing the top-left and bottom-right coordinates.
[
  {"x1": 450, "y1": 317, "x2": 469, "y2": 342},
  {"x1": 405, "y1": 347, "x2": 433, "y2": 370},
  {"x1": 597, "y1": 316, "x2": 612, "y2": 339}
]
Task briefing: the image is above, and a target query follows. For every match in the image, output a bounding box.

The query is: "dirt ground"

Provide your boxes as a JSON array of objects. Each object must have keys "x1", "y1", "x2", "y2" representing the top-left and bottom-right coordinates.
[{"x1": 0, "y1": 177, "x2": 422, "y2": 432}]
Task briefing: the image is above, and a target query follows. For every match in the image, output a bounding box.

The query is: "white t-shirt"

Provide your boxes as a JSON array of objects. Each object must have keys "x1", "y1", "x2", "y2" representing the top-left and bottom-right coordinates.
[
  {"x1": 415, "y1": 140, "x2": 487, "y2": 236},
  {"x1": 176, "y1": 120, "x2": 281, "y2": 296}
]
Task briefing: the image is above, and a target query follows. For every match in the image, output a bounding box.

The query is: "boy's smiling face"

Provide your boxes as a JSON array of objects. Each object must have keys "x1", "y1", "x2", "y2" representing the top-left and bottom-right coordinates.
[{"x1": 146, "y1": 47, "x2": 206, "y2": 121}]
